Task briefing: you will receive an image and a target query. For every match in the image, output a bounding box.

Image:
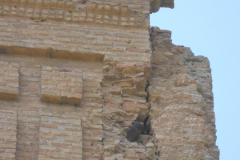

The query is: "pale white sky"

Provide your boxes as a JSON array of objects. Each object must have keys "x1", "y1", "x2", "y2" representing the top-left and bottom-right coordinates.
[{"x1": 151, "y1": 0, "x2": 240, "y2": 159}]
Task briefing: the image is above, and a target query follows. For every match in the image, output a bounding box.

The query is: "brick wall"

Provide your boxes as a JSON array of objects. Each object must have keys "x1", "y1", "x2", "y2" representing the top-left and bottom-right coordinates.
[
  {"x1": 0, "y1": 17, "x2": 150, "y2": 61},
  {"x1": 16, "y1": 65, "x2": 41, "y2": 159},
  {"x1": 0, "y1": 0, "x2": 150, "y2": 27},
  {"x1": 0, "y1": 24, "x2": 220, "y2": 160},
  {"x1": 0, "y1": 109, "x2": 18, "y2": 160},
  {"x1": 0, "y1": 7, "x2": 152, "y2": 160},
  {"x1": 148, "y1": 27, "x2": 219, "y2": 159},
  {"x1": 0, "y1": 61, "x2": 20, "y2": 100},
  {"x1": 41, "y1": 66, "x2": 83, "y2": 105},
  {"x1": 39, "y1": 109, "x2": 82, "y2": 159},
  {"x1": 0, "y1": 1, "x2": 220, "y2": 159},
  {"x1": 0, "y1": 55, "x2": 103, "y2": 160}
]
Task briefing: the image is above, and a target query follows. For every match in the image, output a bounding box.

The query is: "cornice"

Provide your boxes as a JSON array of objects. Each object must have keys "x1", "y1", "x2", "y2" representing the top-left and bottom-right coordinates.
[
  {"x1": 150, "y1": 0, "x2": 174, "y2": 13},
  {"x1": 0, "y1": 0, "x2": 150, "y2": 27}
]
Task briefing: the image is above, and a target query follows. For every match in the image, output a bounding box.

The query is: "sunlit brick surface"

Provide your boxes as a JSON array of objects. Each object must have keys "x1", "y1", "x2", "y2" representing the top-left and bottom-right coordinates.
[
  {"x1": 0, "y1": 61, "x2": 19, "y2": 100},
  {"x1": 41, "y1": 66, "x2": 83, "y2": 105}
]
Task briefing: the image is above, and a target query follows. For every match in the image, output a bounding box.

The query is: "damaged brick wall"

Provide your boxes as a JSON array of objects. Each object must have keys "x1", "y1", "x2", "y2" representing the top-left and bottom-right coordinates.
[
  {"x1": 148, "y1": 27, "x2": 219, "y2": 159},
  {"x1": 101, "y1": 56, "x2": 157, "y2": 160},
  {"x1": 0, "y1": 0, "x2": 219, "y2": 160}
]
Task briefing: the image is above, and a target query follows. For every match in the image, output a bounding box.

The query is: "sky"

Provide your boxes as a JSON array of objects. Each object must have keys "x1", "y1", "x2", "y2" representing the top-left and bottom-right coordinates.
[{"x1": 150, "y1": 0, "x2": 240, "y2": 159}]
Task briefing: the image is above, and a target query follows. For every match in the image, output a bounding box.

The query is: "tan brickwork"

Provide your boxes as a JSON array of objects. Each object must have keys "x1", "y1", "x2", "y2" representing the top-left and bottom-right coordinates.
[
  {"x1": 0, "y1": 55, "x2": 104, "y2": 160},
  {"x1": 101, "y1": 55, "x2": 157, "y2": 159},
  {"x1": 0, "y1": 17, "x2": 151, "y2": 62},
  {"x1": 39, "y1": 111, "x2": 82, "y2": 159},
  {"x1": 148, "y1": 27, "x2": 219, "y2": 159},
  {"x1": 41, "y1": 66, "x2": 83, "y2": 105},
  {"x1": 16, "y1": 65, "x2": 42, "y2": 160},
  {"x1": 81, "y1": 66, "x2": 103, "y2": 159},
  {"x1": 0, "y1": 0, "x2": 150, "y2": 27},
  {"x1": 0, "y1": 61, "x2": 20, "y2": 100},
  {"x1": 0, "y1": 109, "x2": 18, "y2": 160},
  {"x1": 0, "y1": 0, "x2": 220, "y2": 159}
]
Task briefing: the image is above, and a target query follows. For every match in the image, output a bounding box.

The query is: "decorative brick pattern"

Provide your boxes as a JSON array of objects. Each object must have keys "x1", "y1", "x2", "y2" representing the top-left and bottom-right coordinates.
[
  {"x1": 0, "y1": 0, "x2": 150, "y2": 27},
  {"x1": 0, "y1": 61, "x2": 20, "y2": 101},
  {"x1": 39, "y1": 112, "x2": 82, "y2": 159},
  {"x1": 0, "y1": 17, "x2": 151, "y2": 61},
  {"x1": 41, "y1": 66, "x2": 83, "y2": 105},
  {"x1": 0, "y1": 109, "x2": 17, "y2": 160},
  {"x1": 0, "y1": 55, "x2": 103, "y2": 160}
]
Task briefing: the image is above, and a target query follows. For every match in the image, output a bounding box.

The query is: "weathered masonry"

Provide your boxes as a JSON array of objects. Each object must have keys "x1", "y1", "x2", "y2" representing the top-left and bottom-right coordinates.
[{"x1": 0, "y1": 0, "x2": 219, "y2": 160}]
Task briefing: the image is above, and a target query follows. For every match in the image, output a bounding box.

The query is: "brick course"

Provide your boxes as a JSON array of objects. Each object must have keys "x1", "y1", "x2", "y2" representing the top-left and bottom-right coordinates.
[{"x1": 0, "y1": 0, "x2": 151, "y2": 27}]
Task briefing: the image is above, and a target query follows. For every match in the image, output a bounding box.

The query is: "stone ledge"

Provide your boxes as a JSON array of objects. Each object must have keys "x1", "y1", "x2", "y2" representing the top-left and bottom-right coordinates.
[
  {"x1": 150, "y1": 0, "x2": 174, "y2": 13},
  {"x1": 0, "y1": 46, "x2": 104, "y2": 62}
]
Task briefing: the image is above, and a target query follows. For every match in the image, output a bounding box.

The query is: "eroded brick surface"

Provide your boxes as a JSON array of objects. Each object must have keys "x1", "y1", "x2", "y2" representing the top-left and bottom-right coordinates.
[
  {"x1": 148, "y1": 27, "x2": 219, "y2": 159},
  {"x1": 101, "y1": 55, "x2": 156, "y2": 159},
  {"x1": 0, "y1": 1, "x2": 220, "y2": 160}
]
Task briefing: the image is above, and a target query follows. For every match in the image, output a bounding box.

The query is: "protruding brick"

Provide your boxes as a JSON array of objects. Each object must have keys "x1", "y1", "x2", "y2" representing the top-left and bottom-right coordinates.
[
  {"x1": 41, "y1": 66, "x2": 83, "y2": 106},
  {"x1": 0, "y1": 61, "x2": 20, "y2": 101}
]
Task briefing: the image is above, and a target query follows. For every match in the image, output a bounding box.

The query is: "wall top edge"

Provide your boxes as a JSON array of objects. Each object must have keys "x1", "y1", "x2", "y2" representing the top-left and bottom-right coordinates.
[
  {"x1": 0, "y1": 0, "x2": 152, "y2": 27},
  {"x1": 0, "y1": 0, "x2": 174, "y2": 26},
  {"x1": 151, "y1": 0, "x2": 174, "y2": 13}
]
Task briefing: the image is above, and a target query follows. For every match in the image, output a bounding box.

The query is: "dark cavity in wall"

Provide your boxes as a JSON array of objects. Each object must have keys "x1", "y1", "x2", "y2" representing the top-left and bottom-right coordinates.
[{"x1": 126, "y1": 80, "x2": 152, "y2": 143}]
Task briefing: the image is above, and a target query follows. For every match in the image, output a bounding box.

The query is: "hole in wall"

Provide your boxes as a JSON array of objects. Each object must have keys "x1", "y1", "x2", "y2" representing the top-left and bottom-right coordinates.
[{"x1": 124, "y1": 80, "x2": 153, "y2": 144}]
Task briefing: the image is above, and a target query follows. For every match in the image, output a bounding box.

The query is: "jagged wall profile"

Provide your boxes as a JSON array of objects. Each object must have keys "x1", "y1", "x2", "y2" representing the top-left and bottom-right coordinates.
[{"x1": 0, "y1": 0, "x2": 219, "y2": 160}]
